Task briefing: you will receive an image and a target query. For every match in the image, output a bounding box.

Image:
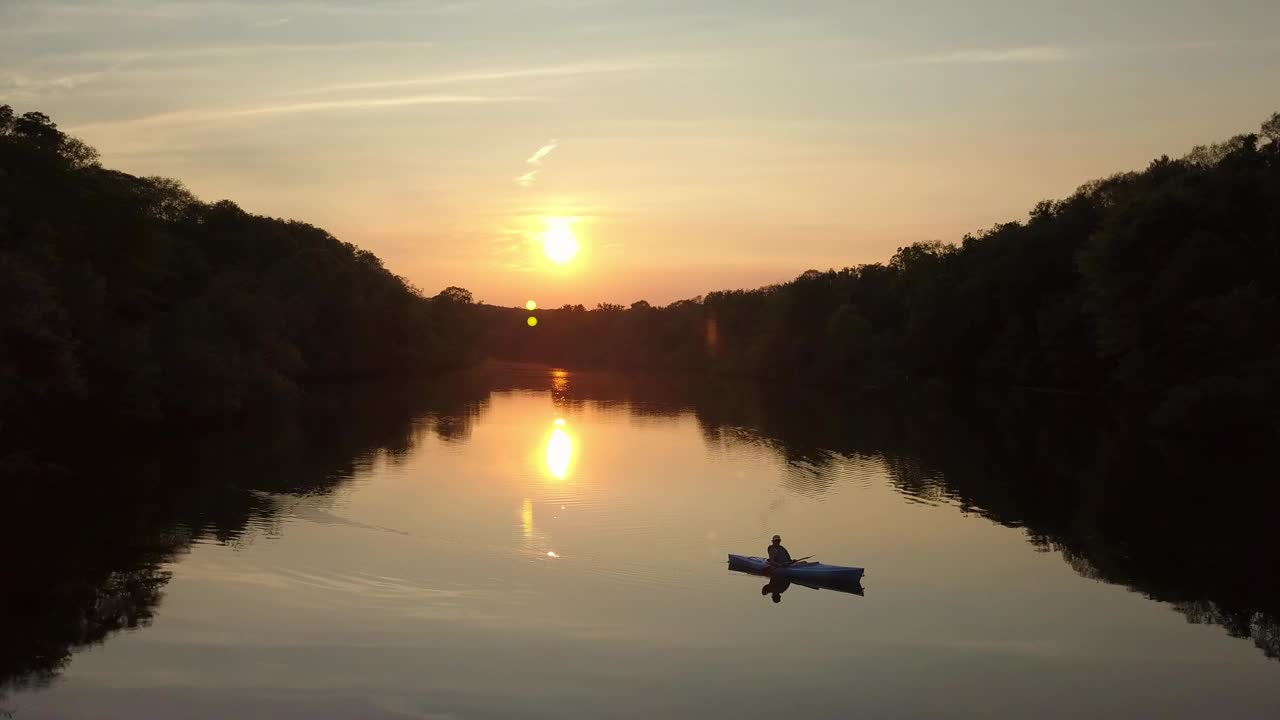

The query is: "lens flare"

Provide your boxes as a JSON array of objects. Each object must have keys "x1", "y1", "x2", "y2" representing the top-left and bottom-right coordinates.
[{"x1": 527, "y1": 316, "x2": 538, "y2": 327}]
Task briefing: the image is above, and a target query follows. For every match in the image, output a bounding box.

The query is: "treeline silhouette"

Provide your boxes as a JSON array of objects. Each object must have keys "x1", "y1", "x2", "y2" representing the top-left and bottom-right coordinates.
[
  {"x1": 0, "y1": 105, "x2": 479, "y2": 448},
  {"x1": 483, "y1": 112, "x2": 1280, "y2": 432},
  {"x1": 6, "y1": 105, "x2": 1277, "y2": 445}
]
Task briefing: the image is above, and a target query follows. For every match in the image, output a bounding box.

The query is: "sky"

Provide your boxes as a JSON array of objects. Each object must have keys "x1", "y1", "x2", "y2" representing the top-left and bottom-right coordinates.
[{"x1": 3, "y1": 0, "x2": 1278, "y2": 307}]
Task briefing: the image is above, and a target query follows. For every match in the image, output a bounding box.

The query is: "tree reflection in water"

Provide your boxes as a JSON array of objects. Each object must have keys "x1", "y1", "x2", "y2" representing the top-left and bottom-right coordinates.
[{"x1": 1, "y1": 366, "x2": 1277, "y2": 709}]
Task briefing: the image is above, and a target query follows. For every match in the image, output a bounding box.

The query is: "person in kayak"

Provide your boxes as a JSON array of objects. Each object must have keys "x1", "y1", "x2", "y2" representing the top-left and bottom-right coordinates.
[{"x1": 767, "y1": 534, "x2": 792, "y2": 566}]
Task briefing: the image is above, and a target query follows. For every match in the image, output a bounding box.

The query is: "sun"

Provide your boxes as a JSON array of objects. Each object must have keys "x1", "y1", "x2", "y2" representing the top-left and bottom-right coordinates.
[{"x1": 541, "y1": 217, "x2": 580, "y2": 265}]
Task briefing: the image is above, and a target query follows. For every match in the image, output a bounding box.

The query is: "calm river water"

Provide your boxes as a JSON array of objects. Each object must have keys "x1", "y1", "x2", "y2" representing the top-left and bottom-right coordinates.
[{"x1": 3, "y1": 366, "x2": 1278, "y2": 719}]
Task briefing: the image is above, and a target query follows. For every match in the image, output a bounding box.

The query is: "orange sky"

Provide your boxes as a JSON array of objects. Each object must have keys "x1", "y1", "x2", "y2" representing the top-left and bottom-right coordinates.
[{"x1": 4, "y1": 0, "x2": 1278, "y2": 306}]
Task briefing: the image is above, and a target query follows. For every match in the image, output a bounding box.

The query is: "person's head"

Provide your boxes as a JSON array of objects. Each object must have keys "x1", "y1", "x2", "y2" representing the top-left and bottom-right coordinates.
[{"x1": 771, "y1": 534, "x2": 781, "y2": 545}]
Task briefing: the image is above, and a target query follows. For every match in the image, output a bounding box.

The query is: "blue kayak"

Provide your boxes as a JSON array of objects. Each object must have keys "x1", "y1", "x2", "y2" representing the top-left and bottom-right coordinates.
[{"x1": 727, "y1": 554, "x2": 865, "y2": 583}]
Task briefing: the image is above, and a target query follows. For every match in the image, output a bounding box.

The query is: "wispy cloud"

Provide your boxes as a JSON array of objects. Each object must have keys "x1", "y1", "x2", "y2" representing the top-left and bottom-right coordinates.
[
  {"x1": 226, "y1": 94, "x2": 532, "y2": 118},
  {"x1": 516, "y1": 138, "x2": 559, "y2": 187},
  {"x1": 888, "y1": 46, "x2": 1071, "y2": 65},
  {"x1": 45, "y1": 40, "x2": 436, "y2": 65},
  {"x1": 526, "y1": 139, "x2": 558, "y2": 166},
  {"x1": 251, "y1": 17, "x2": 291, "y2": 28},
  {"x1": 5, "y1": 40, "x2": 439, "y2": 96},
  {"x1": 4, "y1": 0, "x2": 476, "y2": 27},
  {"x1": 1, "y1": 70, "x2": 105, "y2": 93},
  {"x1": 8, "y1": 50, "x2": 683, "y2": 111},
  {"x1": 487, "y1": 230, "x2": 539, "y2": 271},
  {"x1": 877, "y1": 41, "x2": 1218, "y2": 67},
  {"x1": 70, "y1": 94, "x2": 538, "y2": 132},
  {"x1": 288, "y1": 58, "x2": 681, "y2": 97}
]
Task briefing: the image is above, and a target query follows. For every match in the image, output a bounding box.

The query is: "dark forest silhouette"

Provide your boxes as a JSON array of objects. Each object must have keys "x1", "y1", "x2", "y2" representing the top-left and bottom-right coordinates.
[
  {"x1": 1, "y1": 106, "x2": 480, "y2": 452},
  {"x1": 483, "y1": 112, "x2": 1280, "y2": 434},
  {"x1": 4, "y1": 105, "x2": 1278, "y2": 449},
  {"x1": 3, "y1": 105, "x2": 1279, "y2": 680}
]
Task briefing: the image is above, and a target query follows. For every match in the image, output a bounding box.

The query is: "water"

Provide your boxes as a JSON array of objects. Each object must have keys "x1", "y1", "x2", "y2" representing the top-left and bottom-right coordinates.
[{"x1": 3, "y1": 366, "x2": 1278, "y2": 719}]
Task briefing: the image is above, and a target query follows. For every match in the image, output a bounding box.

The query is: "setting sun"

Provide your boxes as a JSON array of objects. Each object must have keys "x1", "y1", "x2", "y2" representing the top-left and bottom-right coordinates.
[{"x1": 541, "y1": 218, "x2": 580, "y2": 265}]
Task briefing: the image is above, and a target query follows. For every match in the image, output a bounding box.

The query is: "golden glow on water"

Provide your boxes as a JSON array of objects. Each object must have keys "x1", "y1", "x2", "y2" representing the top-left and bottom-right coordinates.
[
  {"x1": 546, "y1": 422, "x2": 574, "y2": 480},
  {"x1": 551, "y1": 369, "x2": 570, "y2": 394},
  {"x1": 28, "y1": 375, "x2": 1280, "y2": 717}
]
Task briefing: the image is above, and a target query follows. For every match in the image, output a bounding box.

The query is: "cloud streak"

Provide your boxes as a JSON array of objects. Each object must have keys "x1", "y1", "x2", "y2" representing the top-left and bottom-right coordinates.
[
  {"x1": 287, "y1": 57, "x2": 683, "y2": 97},
  {"x1": 70, "y1": 94, "x2": 538, "y2": 132},
  {"x1": 516, "y1": 138, "x2": 559, "y2": 187},
  {"x1": 1, "y1": 70, "x2": 106, "y2": 93},
  {"x1": 4, "y1": 0, "x2": 476, "y2": 26},
  {"x1": 526, "y1": 139, "x2": 558, "y2": 166},
  {"x1": 43, "y1": 40, "x2": 436, "y2": 65},
  {"x1": 5, "y1": 40, "x2": 440, "y2": 96},
  {"x1": 887, "y1": 46, "x2": 1071, "y2": 65},
  {"x1": 875, "y1": 41, "x2": 1217, "y2": 68},
  {"x1": 9, "y1": 51, "x2": 672, "y2": 105}
]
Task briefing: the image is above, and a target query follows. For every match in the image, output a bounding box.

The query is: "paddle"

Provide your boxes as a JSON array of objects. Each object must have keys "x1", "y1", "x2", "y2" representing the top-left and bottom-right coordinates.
[{"x1": 774, "y1": 555, "x2": 813, "y2": 567}]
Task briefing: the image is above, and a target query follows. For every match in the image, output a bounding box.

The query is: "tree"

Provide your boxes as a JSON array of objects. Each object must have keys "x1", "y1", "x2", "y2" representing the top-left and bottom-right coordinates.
[
  {"x1": 434, "y1": 286, "x2": 474, "y2": 304},
  {"x1": 1262, "y1": 112, "x2": 1280, "y2": 145}
]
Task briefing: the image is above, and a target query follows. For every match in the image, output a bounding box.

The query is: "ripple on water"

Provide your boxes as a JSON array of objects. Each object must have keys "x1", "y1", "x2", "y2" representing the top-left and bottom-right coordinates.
[
  {"x1": 179, "y1": 560, "x2": 469, "y2": 606},
  {"x1": 513, "y1": 548, "x2": 699, "y2": 592}
]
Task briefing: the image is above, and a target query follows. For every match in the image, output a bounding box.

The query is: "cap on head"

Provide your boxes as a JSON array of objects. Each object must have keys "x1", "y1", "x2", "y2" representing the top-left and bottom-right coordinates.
[{"x1": 772, "y1": 535, "x2": 781, "y2": 542}]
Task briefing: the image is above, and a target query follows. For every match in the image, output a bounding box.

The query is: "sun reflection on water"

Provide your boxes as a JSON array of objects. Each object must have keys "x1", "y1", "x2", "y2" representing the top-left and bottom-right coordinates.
[
  {"x1": 521, "y1": 498, "x2": 534, "y2": 539},
  {"x1": 551, "y1": 369, "x2": 570, "y2": 394},
  {"x1": 546, "y1": 422, "x2": 574, "y2": 480}
]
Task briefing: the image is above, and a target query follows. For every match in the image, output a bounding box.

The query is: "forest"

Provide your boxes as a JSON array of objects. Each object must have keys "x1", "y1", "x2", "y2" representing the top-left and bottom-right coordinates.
[
  {"x1": 4, "y1": 105, "x2": 1278, "y2": 450},
  {"x1": 1, "y1": 106, "x2": 480, "y2": 451},
  {"x1": 483, "y1": 112, "x2": 1280, "y2": 433}
]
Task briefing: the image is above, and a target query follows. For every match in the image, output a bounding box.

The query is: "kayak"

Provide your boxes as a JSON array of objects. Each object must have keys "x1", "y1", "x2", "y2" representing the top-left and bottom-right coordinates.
[{"x1": 727, "y1": 554, "x2": 865, "y2": 583}]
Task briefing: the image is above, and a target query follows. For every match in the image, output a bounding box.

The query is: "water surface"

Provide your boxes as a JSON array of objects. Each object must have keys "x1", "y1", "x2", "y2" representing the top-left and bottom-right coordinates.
[{"x1": 3, "y1": 367, "x2": 1278, "y2": 719}]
